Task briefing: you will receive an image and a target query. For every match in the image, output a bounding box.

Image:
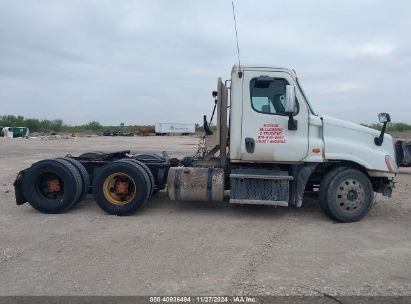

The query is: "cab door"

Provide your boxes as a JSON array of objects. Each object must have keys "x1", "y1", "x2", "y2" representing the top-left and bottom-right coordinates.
[{"x1": 240, "y1": 69, "x2": 309, "y2": 162}]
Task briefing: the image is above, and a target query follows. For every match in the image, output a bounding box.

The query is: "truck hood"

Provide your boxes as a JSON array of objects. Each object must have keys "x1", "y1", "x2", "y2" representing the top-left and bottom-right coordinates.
[
  {"x1": 321, "y1": 115, "x2": 397, "y2": 174},
  {"x1": 321, "y1": 115, "x2": 381, "y2": 137}
]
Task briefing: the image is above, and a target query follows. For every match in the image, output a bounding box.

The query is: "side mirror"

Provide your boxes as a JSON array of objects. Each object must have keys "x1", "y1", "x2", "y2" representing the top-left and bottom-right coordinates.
[
  {"x1": 375, "y1": 112, "x2": 391, "y2": 146},
  {"x1": 285, "y1": 85, "x2": 296, "y2": 114},
  {"x1": 378, "y1": 113, "x2": 391, "y2": 124},
  {"x1": 285, "y1": 85, "x2": 297, "y2": 130}
]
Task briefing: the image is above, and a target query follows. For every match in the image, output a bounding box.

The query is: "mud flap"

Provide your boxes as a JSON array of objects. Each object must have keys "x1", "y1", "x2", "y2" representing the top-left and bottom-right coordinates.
[
  {"x1": 13, "y1": 170, "x2": 28, "y2": 205},
  {"x1": 290, "y1": 163, "x2": 318, "y2": 207}
]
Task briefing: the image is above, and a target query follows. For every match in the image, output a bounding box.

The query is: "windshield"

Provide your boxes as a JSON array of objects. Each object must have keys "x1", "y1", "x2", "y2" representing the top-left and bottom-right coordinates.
[{"x1": 296, "y1": 77, "x2": 316, "y2": 115}]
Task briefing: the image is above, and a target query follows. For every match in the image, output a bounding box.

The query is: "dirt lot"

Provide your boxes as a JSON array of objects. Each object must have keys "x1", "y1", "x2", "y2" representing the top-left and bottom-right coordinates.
[{"x1": 0, "y1": 136, "x2": 410, "y2": 296}]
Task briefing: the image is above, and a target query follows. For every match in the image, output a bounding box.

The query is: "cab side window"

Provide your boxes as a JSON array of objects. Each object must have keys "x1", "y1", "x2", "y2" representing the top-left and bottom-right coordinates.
[{"x1": 250, "y1": 77, "x2": 298, "y2": 115}]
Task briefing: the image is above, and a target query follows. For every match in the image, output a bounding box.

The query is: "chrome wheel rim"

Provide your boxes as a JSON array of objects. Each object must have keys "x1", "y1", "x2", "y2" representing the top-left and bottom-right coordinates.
[{"x1": 336, "y1": 179, "x2": 365, "y2": 212}]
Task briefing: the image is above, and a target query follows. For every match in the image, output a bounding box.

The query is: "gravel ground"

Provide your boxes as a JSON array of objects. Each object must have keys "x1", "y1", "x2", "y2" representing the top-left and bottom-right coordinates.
[{"x1": 0, "y1": 136, "x2": 410, "y2": 296}]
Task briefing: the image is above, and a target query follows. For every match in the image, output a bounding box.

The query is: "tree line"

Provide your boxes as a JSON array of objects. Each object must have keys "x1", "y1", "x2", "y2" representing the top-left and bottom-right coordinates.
[
  {"x1": 0, "y1": 115, "x2": 154, "y2": 134},
  {"x1": 362, "y1": 122, "x2": 411, "y2": 132}
]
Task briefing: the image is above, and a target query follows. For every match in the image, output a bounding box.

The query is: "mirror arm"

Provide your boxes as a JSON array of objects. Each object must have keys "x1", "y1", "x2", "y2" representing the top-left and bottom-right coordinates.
[
  {"x1": 287, "y1": 113, "x2": 298, "y2": 131},
  {"x1": 209, "y1": 99, "x2": 217, "y2": 124},
  {"x1": 203, "y1": 115, "x2": 213, "y2": 136},
  {"x1": 374, "y1": 122, "x2": 387, "y2": 146}
]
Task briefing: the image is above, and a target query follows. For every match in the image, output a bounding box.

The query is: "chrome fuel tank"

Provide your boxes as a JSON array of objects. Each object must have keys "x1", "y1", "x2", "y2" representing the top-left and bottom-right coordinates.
[{"x1": 167, "y1": 167, "x2": 224, "y2": 202}]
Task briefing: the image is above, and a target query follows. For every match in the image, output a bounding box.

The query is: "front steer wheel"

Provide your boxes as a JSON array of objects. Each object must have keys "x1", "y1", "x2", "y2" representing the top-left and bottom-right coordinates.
[
  {"x1": 321, "y1": 168, "x2": 374, "y2": 222},
  {"x1": 92, "y1": 160, "x2": 151, "y2": 215}
]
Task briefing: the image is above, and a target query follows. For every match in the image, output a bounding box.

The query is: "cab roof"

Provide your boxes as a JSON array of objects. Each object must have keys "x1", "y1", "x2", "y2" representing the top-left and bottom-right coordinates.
[{"x1": 231, "y1": 64, "x2": 297, "y2": 77}]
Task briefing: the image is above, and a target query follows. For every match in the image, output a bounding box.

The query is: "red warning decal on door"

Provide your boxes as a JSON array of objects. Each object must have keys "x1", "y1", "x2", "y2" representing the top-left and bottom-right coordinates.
[{"x1": 257, "y1": 123, "x2": 286, "y2": 144}]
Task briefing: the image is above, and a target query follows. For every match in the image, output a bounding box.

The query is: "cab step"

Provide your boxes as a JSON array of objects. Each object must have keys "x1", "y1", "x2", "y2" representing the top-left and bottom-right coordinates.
[{"x1": 229, "y1": 199, "x2": 289, "y2": 206}]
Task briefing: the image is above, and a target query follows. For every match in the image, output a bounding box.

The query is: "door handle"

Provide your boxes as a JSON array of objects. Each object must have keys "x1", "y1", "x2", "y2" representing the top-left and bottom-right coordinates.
[{"x1": 245, "y1": 138, "x2": 255, "y2": 153}]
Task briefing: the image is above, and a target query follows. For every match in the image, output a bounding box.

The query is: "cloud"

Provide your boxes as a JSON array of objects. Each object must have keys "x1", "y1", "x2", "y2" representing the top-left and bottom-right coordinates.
[
  {"x1": 350, "y1": 43, "x2": 395, "y2": 58},
  {"x1": 0, "y1": 0, "x2": 410, "y2": 125}
]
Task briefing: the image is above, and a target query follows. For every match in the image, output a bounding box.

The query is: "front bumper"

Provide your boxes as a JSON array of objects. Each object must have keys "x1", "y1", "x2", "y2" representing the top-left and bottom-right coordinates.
[{"x1": 376, "y1": 178, "x2": 395, "y2": 198}]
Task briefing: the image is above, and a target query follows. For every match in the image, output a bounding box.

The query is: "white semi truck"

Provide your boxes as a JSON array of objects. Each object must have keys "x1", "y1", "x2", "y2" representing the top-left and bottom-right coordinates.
[{"x1": 14, "y1": 65, "x2": 397, "y2": 222}]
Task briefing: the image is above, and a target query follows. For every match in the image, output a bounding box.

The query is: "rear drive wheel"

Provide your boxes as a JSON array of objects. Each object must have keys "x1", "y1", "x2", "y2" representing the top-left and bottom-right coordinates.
[
  {"x1": 120, "y1": 159, "x2": 154, "y2": 197},
  {"x1": 323, "y1": 169, "x2": 374, "y2": 222},
  {"x1": 92, "y1": 161, "x2": 151, "y2": 215},
  {"x1": 22, "y1": 159, "x2": 82, "y2": 213},
  {"x1": 133, "y1": 154, "x2": 163, "y2": 195},
  {"x1": 58, "y1": 157, "x2": 90, "y2": 206}
]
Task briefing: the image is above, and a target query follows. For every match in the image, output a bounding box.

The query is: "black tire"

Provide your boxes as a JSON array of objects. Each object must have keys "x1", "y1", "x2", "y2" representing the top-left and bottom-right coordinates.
[
  {"x1": 319, "y1": 167, "x2": 349, "y2": 216},
  {"x1": 92, "y1": 161, "x2": 151, "y2": 215},
  {"x1": 133, "y1": 155, "x2": 164, "y2": 195},
  {"x1": 323, "y1": 168, "x2": 374, "y2": 222},
  {"x1": 58, "y1": 157, "x2": 90, "y2": 206},
  {"x1": 22, "y1": 159, "x2": 82, "y2": 214},
  {"x1": 119, "y1": 159, "x2": 154, "y2": 197}
]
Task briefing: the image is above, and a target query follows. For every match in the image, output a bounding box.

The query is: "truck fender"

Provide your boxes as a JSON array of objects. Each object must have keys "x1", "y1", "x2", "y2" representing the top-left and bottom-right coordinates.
[{"x1": 290, "y1": 163, "x2": 319, "y2": 207}]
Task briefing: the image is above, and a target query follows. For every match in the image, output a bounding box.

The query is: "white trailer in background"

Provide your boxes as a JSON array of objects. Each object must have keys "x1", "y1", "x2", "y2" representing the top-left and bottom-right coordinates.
[{"x1": 155, "y1": 123, "x2": 195, "y2": 136}]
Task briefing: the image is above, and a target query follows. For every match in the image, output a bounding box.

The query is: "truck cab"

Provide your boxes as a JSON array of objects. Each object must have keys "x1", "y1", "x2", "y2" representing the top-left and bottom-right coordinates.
[{"x1": 229, "y1": 65, "x2": 397, "y2": 176}]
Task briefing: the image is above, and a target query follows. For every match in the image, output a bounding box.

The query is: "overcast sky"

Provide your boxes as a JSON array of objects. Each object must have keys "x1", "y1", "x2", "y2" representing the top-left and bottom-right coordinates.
[{"x1": 0, "y1": 0, "x2": 410, "y2": 125}]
